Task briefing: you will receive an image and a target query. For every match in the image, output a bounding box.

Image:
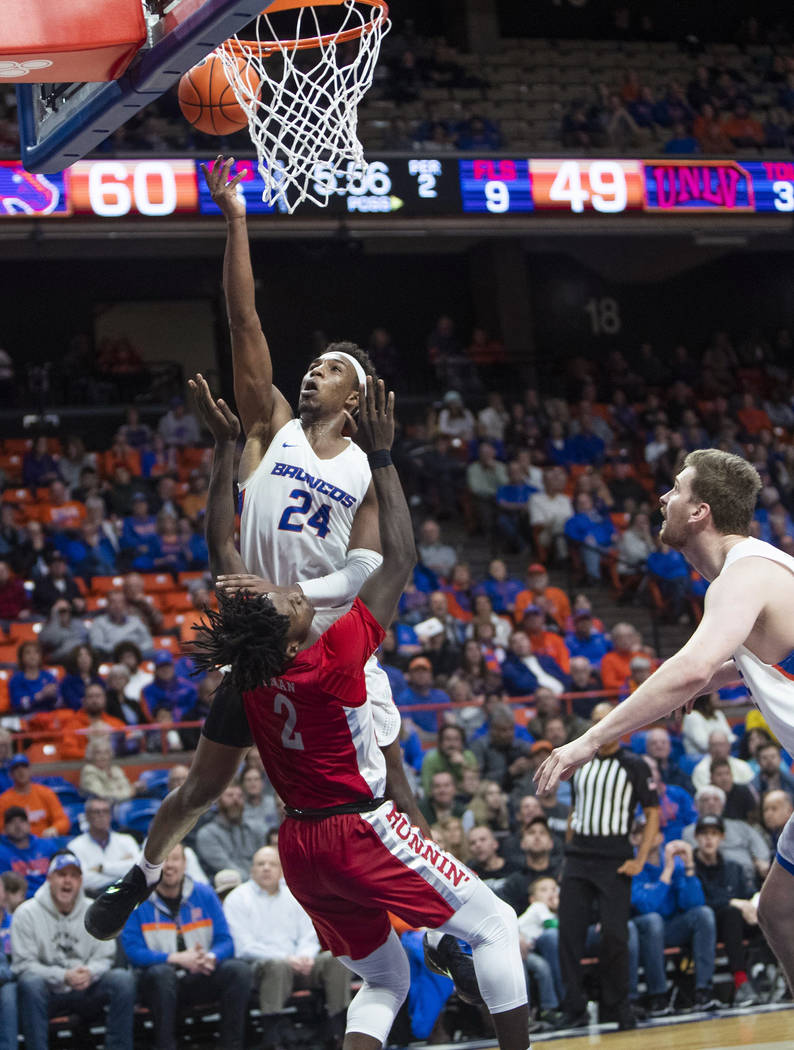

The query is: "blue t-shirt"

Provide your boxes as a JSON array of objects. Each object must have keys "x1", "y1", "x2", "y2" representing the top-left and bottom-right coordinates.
[
  {"x1": 8, "y1": 670, "x2": 59, "y2": 713},
  {"x1": 398, "y1": 686, "x2": 450, "y2": 733}
]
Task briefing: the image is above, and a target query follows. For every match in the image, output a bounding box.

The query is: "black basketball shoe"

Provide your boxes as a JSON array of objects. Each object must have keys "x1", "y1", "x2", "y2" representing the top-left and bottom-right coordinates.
[
  {"x1": 422, "y1": 933, "x2": 483, "y2": 1005},
  {"x1": 84, "y1": 865, "x2": 155, "y2": 940}
]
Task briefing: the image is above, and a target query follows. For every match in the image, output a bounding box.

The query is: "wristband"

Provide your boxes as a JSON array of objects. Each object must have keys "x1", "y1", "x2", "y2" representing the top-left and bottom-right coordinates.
[{"x1": 368, "y1": 449, "x2": 392, "y2": 469}]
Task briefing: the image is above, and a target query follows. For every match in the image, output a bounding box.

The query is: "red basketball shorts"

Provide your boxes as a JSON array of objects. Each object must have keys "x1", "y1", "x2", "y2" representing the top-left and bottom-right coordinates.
[{"x1": 278, "y1": 800, "x2": 478, "y2": 960}]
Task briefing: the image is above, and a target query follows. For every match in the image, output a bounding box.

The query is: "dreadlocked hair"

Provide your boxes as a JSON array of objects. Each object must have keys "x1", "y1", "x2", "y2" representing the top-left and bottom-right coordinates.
[
  {"x1": 324, "y1": 340, "x2": 379, "y2": 385},
  {"x1": 190, "y1": 591, "x2": 291, "y2": 694}
]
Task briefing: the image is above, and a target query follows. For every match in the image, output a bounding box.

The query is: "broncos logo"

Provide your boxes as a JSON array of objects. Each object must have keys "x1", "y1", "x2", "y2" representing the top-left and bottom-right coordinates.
[{"x1": 0, "y1": 165, "x2": 64, "y2": 215}]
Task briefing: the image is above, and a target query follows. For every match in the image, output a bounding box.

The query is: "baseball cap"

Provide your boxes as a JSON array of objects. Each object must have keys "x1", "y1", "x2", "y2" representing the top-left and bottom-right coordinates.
[
  {"x1": 3, "y1": 806, "x2": 28, "y2": 825},
  {"x1": 409, "y1": 656, "x2": 433, "y2": 672},
  {"x1": 522, "y1": 604, "x2": 544, "y2": 616},
  {"x1": 214, "y1": 869, "x2": 242, "y2": 896},
  {"x1": 153, "y1": 650, "x2": 174, "y2": 667},
  {"x1": 527, "y1": 563, "x2": 546, "y2": 574},
  {"x1": 530, "y1": 739, "x2": 554, "y2": 755},
  {"x1": 442, "y1": 390, "x2": 462, "y2": 406},
  {"x1": 131, "y1": 491, "x2": 148, "y2": 503},
  {"x1": 414, "y1": 617, "x2": 444, "y2": 642},
  {"x1": 48, "y1": 852, "x2": 82, "y2": 875},
  {"x1": 9, "y1": 755, "x2": 29, "y2": 770},
  {"x1": 573, "y1": 609, "x2": 592, "y2": 621},
  {"x1": 695, "y1": 814, "x2": 725, "y2": 834}
]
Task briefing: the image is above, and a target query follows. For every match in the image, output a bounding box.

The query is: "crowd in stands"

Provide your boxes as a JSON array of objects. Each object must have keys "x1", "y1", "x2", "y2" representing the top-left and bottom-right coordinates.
[{"x1": 0, "y1": 314, "x2": 790, "y2": 1040}]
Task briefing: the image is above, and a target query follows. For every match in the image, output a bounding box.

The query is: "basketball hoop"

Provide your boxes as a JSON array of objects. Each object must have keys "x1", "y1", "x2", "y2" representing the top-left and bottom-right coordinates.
[{"x1": 217, "y1": 0, "x2": 389, "y2": 213}]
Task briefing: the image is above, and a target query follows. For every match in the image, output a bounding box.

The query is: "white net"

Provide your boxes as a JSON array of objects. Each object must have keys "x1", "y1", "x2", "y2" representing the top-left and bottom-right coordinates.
[{"x1": 217, "y1": 0, "x2": 389, "y2": 213}]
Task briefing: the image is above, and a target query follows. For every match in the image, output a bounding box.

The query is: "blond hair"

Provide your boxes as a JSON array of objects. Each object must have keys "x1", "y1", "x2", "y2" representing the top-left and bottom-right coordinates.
[{"x1": 683, "y1": 449, "x2": 761, "y2": 535}]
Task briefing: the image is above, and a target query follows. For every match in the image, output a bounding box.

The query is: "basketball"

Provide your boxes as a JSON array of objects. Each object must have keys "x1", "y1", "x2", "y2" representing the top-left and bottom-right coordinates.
[{"x1": 177, "y1": 53, "x2": 260, "y2": 136}]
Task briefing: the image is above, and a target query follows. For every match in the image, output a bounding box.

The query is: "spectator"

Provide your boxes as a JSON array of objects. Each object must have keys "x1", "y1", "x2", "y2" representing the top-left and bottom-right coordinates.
[
  {"x1": 500, "y1": 631, "x2": 568, "y2": 698},
  {"x1": 478, "y1": 392, "x2": 509, "y2": 444},
  {"x1": 567, "y1": 656, "x2": 602, "y2": 718},
  {"x1": 466, "y1": 442, "x2": 507, "y2": 538},
  {"x1": 11, "y1": 522, "x2": 53, "y2": 582},
  {"x1": 683, "y1": 785, "x2": 771, "y2": 885},
  {"x1": 78, "y1": 736, "x2": 134, "y2": 803},
  {"x1": 754, "y1": 741, "x2": 794, "y2": 801},
  {"x1": 119, "y1": 407, "x2": 152, "y2": 450},
  {"x1": 0, "y1": 559, "x2": 31, "y2": 623},
  {"x1": 514, "y1": 563, "x2": 571, "y2": 631},
  {"x1": 12, "y1": 850, "x2": 135, "y2": 1050},
  {"x1": 495, "y1": 461, "x2": 535, "y2": 554},
  {"x1": 397, "y1": 656, "x2": 451, "y2": 737},
  {"x1": 630, "y1": 829, "x2": 718, "y2": 1014},
  {"x1": 121, "y1": 572, "x2": 164, "y2": 637},
  {"x1": 691, "y1": 730, "x2": 754, "y2": 793},
  {"x1": 179, "y1": 471, "x2": 209, "y2": 522},
  {"x1": 437, "y1": 390, "x2": 475, "y2": 443},
  {"x1": 240, "y1": 766, "x2": 279, "y2": 842},
  {"x1": 645, "y1": 727, "x2": 693, "y2": 793},
  {"x1": 710, "y1": 757, "x2": 757, "y2": 823},
  {"x1": 21, "y1": 436, "x2": 60, "y2": 490},
  {"x1": 564, "y1": 610, "x2": 610, "y2": 668},
  {"x1": 223, "y1": 846, "x2": 349, "y2": 1046},
  {"x1": 475, "y1": 559, "x2": 523, "y2": 616},
  {"x1": 599, "y1": 623, "x2": 645, "y2": 693},
  {"x1": 63, "y1": 522, "x2": 118, "y2": 580},
  {"x1": 518, "y1": 607, "x2": 570, "y2": 673},
  {"x1": 466, "y1": 593, "x2": 512, "y2": 649},
  {"x1": 31, "y1": 550, "x2": 84, "y2": 617},
  {"x1": 37, "y1": 600, "x2": 89, "y2": 665},
  {"x1": 195, "y1": 783, "x2": 261, "y2": 880},
  {"x1": 0, "y1": 757, "x2": 69, "y2": 838},
  {"x1": 455, "y1": 114, "x2": 502, "y2": 150},
  {"x1": 426, "y1": 590, "x2": 467, "y2": 647},
  {"x1": 119, "y1": 494, "x2": 158, "y2": 564},
  {"x1": 60, "y1": 684, "x2": 128, "y2": 761},
  {"x1": 0, "y1": 731, "x2": 12, "y2": 794},
  {"x1": 517, "y1": 876, "x2": 563, "y2": 1023},
  {"x1": 462, "y1": 780, "x2": 510, "y2": 837},
  {"x1": 89, "y1": 592, "x2": 152, "y2": 658},
  {"x1": 1, "y1": 873, "x2": 26, "y2": 914},
  {"x1": 722, "y1": 101, "x2": 764, "y2": 149},
  {"x1": 470, "y1": 703, "x2": 534, "y2": 794},
  {"x1": 647, "y1": 540, "x2": 691, "y2": 621},
  {"x1": 418, "y1": 771, "x2": 466, "y2": 826},
  {"x1": 517, "y1": 816, "x2": 560, "y2": 884},
  {"x1": 663, "y1": 121, "x2": 700, "y2": 153},
  {"x1": 68, "y1": 796, "x2": 138, "y2": 896},
  {"x1": 38, "y1": 480, "x2": 86, "y2": 533},
  {"x1": 761, "y1": 789, "x2": 794, "y2": 849},
  {"x1": 157, "y1": 396, "x2": 201, "y2": 447},
  {"x1": 693, "y1": 102, "x2": 734, "y2": 152},
  {"x1": 59, "y1": 643, "x2": 104, "y2": 712},
  {"x1": 141, "y1": 652, "x2": 198, "y2": 722},
  {"x1": 683, "y1": 694, "x2": 736, "y2": 757},
  {"x1": 113, "y1": 641, "x2": 153, "y2": 701},
  {"x1": 564, "y1": 492, "x2": 615, "y2": 584},
  {"x1": 8, "y1": 642, "x2": 59, "y2": 715},
  {"x1": 528, "y1": 468, "x2": 573, "y2": 564},
  {"x1": 420, "y1": 724, "x2": 479, "y2": 795},
  {"x1": 0, "y1": 808, "x2": 59, "y2": 899},
  {"x1": 527, "y1": 689, "x2": 588, "y2": 746},
  {"x1": 693, "y1": 816, "x2": 761, "y2": 1006},
  {"x1": 104, "y1": 664, "x2": 151, "y2": 726},
  {"x1": 467, "y1": 825, "x2": 526, "y2": 914},
  {"x1": 0, "y1": 870, "x2": 16, "y2": 1050},
  {"x1": 416, "y1": 520, "x2": 457, "y2": 580},
  {"x1": 120, "y1": 843, "x2": 251, "y2": 1050},
  {"x1": 607, "y1": 460, "x2": 649, "y2": 516},
  {"x1": 643, "y1": 756, "x2": 697, "y2": 843}
]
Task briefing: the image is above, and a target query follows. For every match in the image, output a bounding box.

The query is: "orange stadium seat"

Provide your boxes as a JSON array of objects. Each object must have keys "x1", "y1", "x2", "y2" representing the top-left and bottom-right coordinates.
[
  {"x1": 0, "y1": 670, "x2": 9, "y2": 713},
  {"x1": 1, "y1": 488, "x2": 35, "y2": 506},
  {"x1": 83, "y1": 595, "x2": 107, "y2": 612},
  {"x1": 90, "y1": 575, "x2": 125, "y2": 594},
  {"x1": 159, "y1": 590, "x2": 194, "y2": 613},
  {"x1": 3, "y1": 439, "x2": 31, "y2": 454},
  {"x1": 152, "y1": 635, "x2": 180, "y2": 652},
  {"x1": 0, "y1": 453, "x2": 22, "y2": 482},
  {"x1": 178, "y1": 571, "x2": 206, "y2": 587},
  {"x1": 0, "y1": 645, "x2": 19, "y2": 666},
  {"x1": 141, "y1": 573, "x2": 176, "y2": 592},
  {"x1": 7, "y1": 622, "x2": 42, "y2": 643}
]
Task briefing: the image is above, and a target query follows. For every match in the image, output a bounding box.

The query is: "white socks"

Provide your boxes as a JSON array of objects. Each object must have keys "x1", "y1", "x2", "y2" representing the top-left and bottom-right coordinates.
[{"x1": 138, "y1": 845, "x2": 163, "y2": 887}]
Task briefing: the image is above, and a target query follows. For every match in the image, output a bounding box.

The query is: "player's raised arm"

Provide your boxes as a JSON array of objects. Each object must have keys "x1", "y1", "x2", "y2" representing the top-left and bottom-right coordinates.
[
  {"x1": 355, "y1": 379, "x2": 416, "y2": 629},
  {"x1": 189, "y1": 373, "x2": 246, "y2": 578},
  {"x1": 201, "y1": 156, "x2": 291, "y2": 438}
]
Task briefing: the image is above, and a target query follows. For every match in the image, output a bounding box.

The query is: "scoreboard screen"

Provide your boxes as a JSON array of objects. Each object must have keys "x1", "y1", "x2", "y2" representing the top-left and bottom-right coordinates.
[{"x1": 3, "y1": 156, "x2": 794, "y2": 219}]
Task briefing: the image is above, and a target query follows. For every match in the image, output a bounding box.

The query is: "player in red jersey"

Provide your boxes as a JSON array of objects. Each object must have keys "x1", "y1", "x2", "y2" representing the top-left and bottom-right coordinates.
[{"x1": 193, "y1": 377, "x2": 528, "y2": 1050}]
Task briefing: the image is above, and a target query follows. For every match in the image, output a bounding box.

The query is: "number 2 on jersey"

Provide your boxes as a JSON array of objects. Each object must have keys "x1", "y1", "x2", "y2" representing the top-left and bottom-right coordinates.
[
  {"x1": 275, "y1": 693, "x2": 304, "y2": 750},
  {"x1": 278, "y1": 488, "x2": 331, "y2": 538}
]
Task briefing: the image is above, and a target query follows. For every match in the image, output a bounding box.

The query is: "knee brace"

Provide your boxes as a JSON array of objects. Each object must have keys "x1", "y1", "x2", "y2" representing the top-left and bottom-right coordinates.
[{"x1": 339, "y1": 929, "x2": 410, "y2": 1045}]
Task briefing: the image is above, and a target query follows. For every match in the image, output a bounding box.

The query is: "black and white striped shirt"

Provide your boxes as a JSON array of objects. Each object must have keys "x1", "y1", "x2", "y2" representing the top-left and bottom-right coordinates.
[{"x1": 568, "y1": 748, "x2": 658, "y2": 859}]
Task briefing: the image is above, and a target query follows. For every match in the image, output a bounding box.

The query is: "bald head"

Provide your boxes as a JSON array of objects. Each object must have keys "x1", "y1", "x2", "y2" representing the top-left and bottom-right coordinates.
[{"x1": 250, "y1": 846, "x2": 282, "y2": 893}]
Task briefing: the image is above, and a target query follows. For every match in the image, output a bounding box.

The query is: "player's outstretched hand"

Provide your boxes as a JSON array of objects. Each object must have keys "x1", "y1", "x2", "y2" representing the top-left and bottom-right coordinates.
[
  {"x1": 352, "y1": 376, "x2": 395, "y2": 455},
  {"x1": 534, "y1": 733, "x2": 599, "y2": 796},
  {"x1": 200, "y1": 155, "x2": 246, "y2": 219},
  {"x1": 189, "y1": 373, "x2": 240, "y2": 444},
  {"x1": 216, "y1": 573, "x2": 284, "y2": 597}
]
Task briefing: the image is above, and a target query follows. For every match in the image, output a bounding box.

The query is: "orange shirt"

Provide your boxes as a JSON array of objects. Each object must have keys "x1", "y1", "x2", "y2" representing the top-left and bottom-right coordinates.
[
  {"x1": 600, "y1": 649, "x2": 645, "y2": 693},
  {"x1": 528, "y1": 630, "x2": 571, "y2": 673},
  {"x1": 99, "y1": 448, "x2": 141, "y2": 480},
  {"x1": 737, "y1": 407, "x2": 772, "y2": 436},
  {"x1": 514, "y1": 586, "x2": 572, "y2": 629},
  {"x1": 59, "y1": 711, "x2": 129, "y2": 761},
  {"x1": 0, "y1": 782, "x2": 69, "y2": 836},
  {"x1": 38, "y1": 500, "x2": 87, "y2": 530}
]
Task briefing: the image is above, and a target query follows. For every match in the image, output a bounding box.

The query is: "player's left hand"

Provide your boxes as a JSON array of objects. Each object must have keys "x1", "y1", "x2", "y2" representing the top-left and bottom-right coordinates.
[
  {"x1": 534, "y1": 733, "x2": 599, "y2": 796},
  {"x1": 353, "y1": 376, "x2": 395, "y2": 454},
  {"x1": 216, "y1": 573, "x2": 279, "y2": 596},
  {"x1": 189, "y1": 372, "x2": 240, "y2": 444}
]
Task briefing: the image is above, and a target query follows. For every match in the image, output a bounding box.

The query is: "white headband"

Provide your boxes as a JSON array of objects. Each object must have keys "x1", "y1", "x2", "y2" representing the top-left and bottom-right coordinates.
[{"x1": 318, "y1": 351, "x2": 367, "y2": 387}]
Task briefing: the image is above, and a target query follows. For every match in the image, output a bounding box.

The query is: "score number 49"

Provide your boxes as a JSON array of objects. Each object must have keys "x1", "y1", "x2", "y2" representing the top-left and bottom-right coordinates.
[{"x1": 547, "y1": 160, "x2": 628, "y2": 213}]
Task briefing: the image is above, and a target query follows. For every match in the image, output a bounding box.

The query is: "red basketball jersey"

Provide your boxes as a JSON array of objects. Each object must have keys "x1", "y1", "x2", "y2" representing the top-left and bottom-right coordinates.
[{"x1": 243, "y1": 598, "x2": 387, "y2": 811}]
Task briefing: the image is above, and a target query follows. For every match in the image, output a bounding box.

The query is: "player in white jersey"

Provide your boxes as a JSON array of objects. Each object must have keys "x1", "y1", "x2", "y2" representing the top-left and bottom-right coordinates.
[{"x1": 535, "y1": 448, "x2": 794, "y2": 997}]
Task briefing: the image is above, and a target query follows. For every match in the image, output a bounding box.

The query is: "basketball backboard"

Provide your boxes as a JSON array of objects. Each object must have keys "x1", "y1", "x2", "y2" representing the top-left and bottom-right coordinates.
[{"x1": 16, "y1": 0, "x2": 271, "y2": 173}]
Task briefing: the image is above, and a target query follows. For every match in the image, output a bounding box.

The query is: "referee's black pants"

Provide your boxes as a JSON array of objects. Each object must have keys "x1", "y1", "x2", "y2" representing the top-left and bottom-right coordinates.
[{"x1": 558, "y1": 854, "x2": 632, "y2": 1014}]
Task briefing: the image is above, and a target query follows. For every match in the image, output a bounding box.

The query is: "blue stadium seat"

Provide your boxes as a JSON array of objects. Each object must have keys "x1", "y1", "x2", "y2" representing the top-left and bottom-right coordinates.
[
  {"x1": 676, "y1": 754, "x2": 700, "y2": 776},
  {"x1": 136, "y1": 768, "x2": 171, "y2": 799},
  {"x1": 51, "y1": 784, "x2": 85, "y2": 806},
  {"x1": 113, "y1": 798, "x2": 161, "y2": 836},
  {"x1": 62, "y1": 802, "x2": 85, "y2": 836}
]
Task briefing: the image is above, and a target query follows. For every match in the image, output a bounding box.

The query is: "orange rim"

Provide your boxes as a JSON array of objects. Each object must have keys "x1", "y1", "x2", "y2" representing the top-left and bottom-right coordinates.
[{"x1": 224, "y1": 0, "x2": 389, "y2": 57}]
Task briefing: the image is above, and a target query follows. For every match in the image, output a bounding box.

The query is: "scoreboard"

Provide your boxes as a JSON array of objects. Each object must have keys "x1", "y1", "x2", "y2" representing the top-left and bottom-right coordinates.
[{"x1": 3, "y1": 156, "x2": 794, "y2": 219}]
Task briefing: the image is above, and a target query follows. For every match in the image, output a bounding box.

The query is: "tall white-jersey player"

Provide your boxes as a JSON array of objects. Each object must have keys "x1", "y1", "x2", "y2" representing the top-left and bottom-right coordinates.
[{"x1": 535, "y1": 448, "x2": 794, "y2": 997}]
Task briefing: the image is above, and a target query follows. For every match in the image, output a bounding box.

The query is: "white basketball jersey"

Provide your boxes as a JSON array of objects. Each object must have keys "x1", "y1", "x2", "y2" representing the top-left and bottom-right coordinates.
[
  {"x1": 724, "y1": 536, "x2": 794, "y2": 757},
  {"x1": 239, "y1": 418, "x2": 371, "y2": 642}
]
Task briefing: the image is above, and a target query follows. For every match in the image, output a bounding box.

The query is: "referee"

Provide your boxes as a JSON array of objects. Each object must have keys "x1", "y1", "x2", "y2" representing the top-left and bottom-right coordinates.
[{"x1": 558, "y1": 701, "x2": 659, "y2": 1030}]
